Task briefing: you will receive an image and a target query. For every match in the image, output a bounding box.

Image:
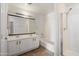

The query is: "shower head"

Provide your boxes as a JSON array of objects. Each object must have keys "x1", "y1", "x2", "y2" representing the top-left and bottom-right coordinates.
[
  {"x1": 66, "y1": 8, "x2": 72, "y2": 14},
  {"x1": 69, "y1": 8, "x2": 72, "y2": 11}
]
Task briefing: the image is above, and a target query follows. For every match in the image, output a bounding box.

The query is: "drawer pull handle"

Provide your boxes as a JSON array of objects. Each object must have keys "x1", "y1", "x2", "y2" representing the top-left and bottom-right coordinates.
[
  {"x1": 19, "y1": 41, "x2": 21, "y2": 44},
  {"x1": 16, "y1": 41, "x2": 18, "y2": 45}
]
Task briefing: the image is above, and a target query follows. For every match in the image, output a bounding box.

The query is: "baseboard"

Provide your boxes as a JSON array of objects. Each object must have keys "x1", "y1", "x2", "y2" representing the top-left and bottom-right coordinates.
[
  {"x1": 63, "y1": 50, "x2": 79, "y2": 56},
  {"x1": 40, "y1": 40, "x2": 54, "y2": 53}
]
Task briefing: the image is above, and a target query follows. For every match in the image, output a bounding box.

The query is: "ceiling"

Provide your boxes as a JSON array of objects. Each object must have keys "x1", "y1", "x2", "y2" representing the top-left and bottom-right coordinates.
[{"x1": 9, "y1": 3, "x2": 54, "y2": 14}]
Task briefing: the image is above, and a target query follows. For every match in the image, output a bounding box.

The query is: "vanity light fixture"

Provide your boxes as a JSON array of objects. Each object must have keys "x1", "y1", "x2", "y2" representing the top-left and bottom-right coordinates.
[{"x1": 27, "y1": 3, "x2": 32, "y2": 5}]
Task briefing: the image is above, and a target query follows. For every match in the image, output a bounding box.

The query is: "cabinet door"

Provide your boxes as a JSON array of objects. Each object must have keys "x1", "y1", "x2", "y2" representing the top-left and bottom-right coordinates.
[
  {"x1": 19, "y1": 38, "x2": 34, "y2": 52},
  {"x1": 7, "y1": 40, "x2": 19, "y2": 55},
  {"x1": 33, "y1": 38, "x2": 39, "y2": 48}
]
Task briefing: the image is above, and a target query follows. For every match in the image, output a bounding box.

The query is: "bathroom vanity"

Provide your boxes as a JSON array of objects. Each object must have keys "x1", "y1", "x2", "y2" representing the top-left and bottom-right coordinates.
[{"x1": 7, "y1": 35, "x2": 39, "y2": 56}]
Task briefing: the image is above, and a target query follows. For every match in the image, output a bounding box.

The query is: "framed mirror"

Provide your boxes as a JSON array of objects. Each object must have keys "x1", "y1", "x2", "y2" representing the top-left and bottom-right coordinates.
[{"x1": 8, "y1": 14, "x2": 36, "y2": 36}]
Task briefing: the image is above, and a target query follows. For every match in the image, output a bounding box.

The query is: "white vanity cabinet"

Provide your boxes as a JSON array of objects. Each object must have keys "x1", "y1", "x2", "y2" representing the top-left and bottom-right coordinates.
[
  {"x1": 7, "y1": 40, "x2": 20, "y2": 55},
  {"x1": 7, "y1": 38, "x2": 39, "y2": 56}
]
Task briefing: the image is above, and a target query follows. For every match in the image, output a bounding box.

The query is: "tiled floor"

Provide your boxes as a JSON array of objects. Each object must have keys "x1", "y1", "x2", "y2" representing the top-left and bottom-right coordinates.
[{"x1": 19, "y1": 46, "x2": 54, "y2": 56}]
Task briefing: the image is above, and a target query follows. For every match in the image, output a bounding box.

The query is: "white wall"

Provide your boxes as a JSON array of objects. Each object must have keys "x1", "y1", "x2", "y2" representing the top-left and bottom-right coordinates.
[
  {"x1": 34, "y1": 14, "x2": 46, "y2": 37},
  {"x1": 8, "y1": 4, "x2": 34, "y2": 16},
  {"x1": 0, "y1": 4, "x2": 1, "y2": 55}
]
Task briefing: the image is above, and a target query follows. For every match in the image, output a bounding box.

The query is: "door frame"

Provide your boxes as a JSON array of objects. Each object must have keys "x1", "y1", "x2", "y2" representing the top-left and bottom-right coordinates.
[{"x1": 0, "y1": 3, "x2": 8, "y2": 56}]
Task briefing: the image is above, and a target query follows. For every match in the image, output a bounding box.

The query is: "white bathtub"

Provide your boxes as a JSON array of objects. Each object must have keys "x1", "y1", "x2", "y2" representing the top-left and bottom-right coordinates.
[{"x1": 40, "y1": 38, "x2": 54, "y2": 53}]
